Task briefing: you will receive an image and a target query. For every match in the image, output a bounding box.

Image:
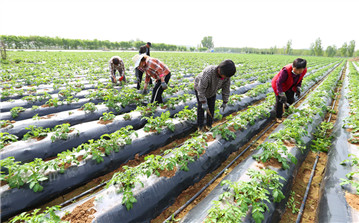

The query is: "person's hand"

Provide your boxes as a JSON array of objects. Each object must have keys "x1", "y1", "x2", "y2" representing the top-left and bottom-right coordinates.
[
  {"x1": 142, "y1": 88, "x2": 148, "y2": 95},
  {"x1": 201, "y1": 102, "x2": 208, "y2": 110},
  {"x1": 112, "y1": 76, "x2": 117, "y2": 83},
  {"x1": 161, "y1": 82, "x2": 168, "y2": 90},
  {"x1": 279, "y1": 92, "x2": 287, "y2": 103},
  {"x1": 295, "y1": 87, "x2": 301, "y2": 98},
  {"x1": 220, "y1": 103, "x2": 227, "y2": 112}
]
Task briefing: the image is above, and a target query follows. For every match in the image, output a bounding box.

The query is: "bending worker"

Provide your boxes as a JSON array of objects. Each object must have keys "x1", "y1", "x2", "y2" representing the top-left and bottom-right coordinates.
[
  {"x1": 132, "y1": 54, "x2": 171, "y2": 104},
  {"x1": 194, "y1": 59, "x2": 236, "y2": 132},
  {"x1": 135, "y1": 42, "x2": 152, "y2": 89},
  {"x1": 109, "y1": 56, "x2": 126, "y2": 85},
  {"x1": 272, "y1": 58, "x2": 307, "y2": 123}
]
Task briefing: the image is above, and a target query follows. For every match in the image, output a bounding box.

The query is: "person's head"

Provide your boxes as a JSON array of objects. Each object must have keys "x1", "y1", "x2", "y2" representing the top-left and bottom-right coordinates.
[
  {"x1": 132, "y1": 54, "x2": 147, "y2": 69},
  {"x1": 217, "y1": 59, "x2": 236, "y2": 79},
  {"x1": 113, "y1": 58, "x2": 120, "y2": 65},
  {"x1": 292, "y1": 58, "x2": 307, "y2": 75},
  {"x1": 146, "y1": 42, "x2": 151, "y2": 48}
]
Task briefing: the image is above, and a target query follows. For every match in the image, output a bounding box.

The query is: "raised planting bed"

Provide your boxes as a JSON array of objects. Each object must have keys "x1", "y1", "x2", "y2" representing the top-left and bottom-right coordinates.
[
  {"x1": 317, "y1": 62, "x2": 359, "y2": 222},
  {"x1": 179, "y1": 63, "x2": 344, "y2": 223},
  {"x1": 53, "y1": 98, "x2": 275, "y2": 222}
]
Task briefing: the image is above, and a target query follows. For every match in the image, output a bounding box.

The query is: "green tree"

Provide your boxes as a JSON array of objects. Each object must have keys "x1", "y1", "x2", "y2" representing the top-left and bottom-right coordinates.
[
  {"x1": 201, "y1": 36, "x2": 214, "y2": 49},
  {"x1": 348, "y1": 40, "x2": 356, "y2": 57},
  {"x1": 325, "y1": 45, "x2": 337, "y2": 57},
  {"x1": 285, "y1": 40, "x2": 292, "y2": 55},
  {"x1": 339, "y1": 42, "x2": 348, "y2": 57},
  {"x1": 311, "y1": 38, "x2": 323, "y2": 56},
  {"x1": 134, "y1": 41, "x2": 145, "y2": 49}
]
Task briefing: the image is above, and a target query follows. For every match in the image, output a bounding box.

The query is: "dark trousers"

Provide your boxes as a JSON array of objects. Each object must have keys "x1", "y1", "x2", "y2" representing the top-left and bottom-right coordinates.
[
  {"x1": 150, "y1": 73, "x2": 171, "y2": 104},
  {"x1": 275, "y1": 89, "x2": 295, "y2": 118},
  {"x1": 135, "y1": 68, "x2": 152, "y2": 90},
  {"x1": 195, "y1": 90, "x2": 216, "y2": 128}
]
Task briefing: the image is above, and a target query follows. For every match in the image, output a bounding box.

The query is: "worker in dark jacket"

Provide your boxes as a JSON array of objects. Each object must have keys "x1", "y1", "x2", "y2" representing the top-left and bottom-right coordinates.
[
  {"x1": 272, "y1": 58, "x2": 307, "y2": 123},
  {"x1": 135, "y1": 42, "x2": 152, "y2": 89},
  {"x1": 194, "y1": 60, "x2": 236, "y2": 132}
]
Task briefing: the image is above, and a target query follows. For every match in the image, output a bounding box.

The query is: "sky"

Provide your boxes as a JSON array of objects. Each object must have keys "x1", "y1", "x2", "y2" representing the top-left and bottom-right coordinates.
[{"x1": 1, "y1": 0, "x2": 358, "y2": 50}]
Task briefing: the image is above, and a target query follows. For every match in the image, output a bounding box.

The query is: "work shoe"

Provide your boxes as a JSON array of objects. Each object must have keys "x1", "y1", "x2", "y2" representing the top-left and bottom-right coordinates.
[
  {"x1": 276, "y1": 118, "x2": 283, "y2": 123},
  {"x1": 204, "y1": 125, "x2": 212, "y2": 132},
  {"x1": 198, "y1": 126, "x2": 205, "y2": 134}
]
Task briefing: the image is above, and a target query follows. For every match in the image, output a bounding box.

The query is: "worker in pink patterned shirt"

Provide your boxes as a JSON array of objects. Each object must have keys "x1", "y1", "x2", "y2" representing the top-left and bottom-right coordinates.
[{"x1": 132, "y1": 54, "x2": 171, "y2": 104}]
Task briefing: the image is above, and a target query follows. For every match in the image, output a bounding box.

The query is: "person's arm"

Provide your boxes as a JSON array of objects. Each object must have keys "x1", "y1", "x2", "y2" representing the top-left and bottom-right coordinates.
[
  {"x1": 276, "y1": 69, "x2": 288, "y2": 94},
  {"x1": 222, "y1": 78, "x2": 231, "y2": 104},
  {"x1": 197, "y1": 70, "x2": 210, "y2": 103},
  {"x1": 144, "y1": 73, "x2": 151, "y2": 87}
]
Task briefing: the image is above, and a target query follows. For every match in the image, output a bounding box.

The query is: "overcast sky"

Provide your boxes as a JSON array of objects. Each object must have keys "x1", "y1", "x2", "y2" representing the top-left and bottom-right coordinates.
[{"x1": 1, "y1": 0, "x2": 358, "y2": 50}]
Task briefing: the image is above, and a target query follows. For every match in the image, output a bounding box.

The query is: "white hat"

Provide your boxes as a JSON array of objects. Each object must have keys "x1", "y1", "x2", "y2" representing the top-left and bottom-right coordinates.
[{"x1": 132, "y1": 54, "x2": 146, "y2": 69}]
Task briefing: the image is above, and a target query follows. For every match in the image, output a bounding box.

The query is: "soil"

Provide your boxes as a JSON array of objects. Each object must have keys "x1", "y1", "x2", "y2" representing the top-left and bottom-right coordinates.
[
  {"x1": 228, "y1": 126, "x2": 236, "y2": 132},
  {"x1": 279, "y1": 151, "x2": 328, "y2": 223},
  {"x1": 61, "y1": 197, "x2": 96, "y2": 223},
  {"x1": 345, "y1": 192, "x2": 359, "y2": 211},
  {"x1": 206, "y1": 134, "x2": 215, "y2": 142},
  {"x1": 151, "y1": 120, "x2": 279, "y2": 223},
  {"x1": 257, "y1": 158, "x2": 283, "y2": 169},
  {"x1": 77, "y1": 155, "x2": 84, "y2": 162},
  {"x1": 279, "y1": 65, "x2": 344, "y2": 223},
  {"x1": 36, "y1": 134, "x2": 194, "y2": 216},
  {"x1": 349, "y1": 57, "x2": 359, "y2": 62},
  {"x1": 159, "y1": 166, "x2": 177, "y2": 178},
  {"x1": 1, "y1": 180, "x2": 7, "y2": 186},
  {"x1": 58, "y1": 162, "x2": 72, "y2": 169},
  {"x1": 97, "y1": 119, "x2": 113, "y2": 125},
  {"x1": 35, "y1": 136, "x2": 47, "y2": 141},
  {"x1": 40, "y1": 114, "x2": 55, "y2": 119},
  {"x1": 153, "y1": 63, "x2": 345, "y2": 223},
  {"x1": 283, "y1": 140, "x2": 296, "y2": 148},
  {"x1": 41, "y1": 104, "x2": 50, "y2": 108}
]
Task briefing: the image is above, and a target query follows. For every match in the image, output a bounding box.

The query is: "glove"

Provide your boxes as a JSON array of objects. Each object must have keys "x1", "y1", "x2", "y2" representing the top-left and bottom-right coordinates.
[
  {"x1": 220, "y1": 103, "x2": 227, "y2": 112},
  {"x1": 295, "y1": 87, "x2": 301, "y2": 98},
  {"x1": 161, "y1": 82, "x2": 168, "y2": 90},
  {"x1": 279, "y1": 92, "x2": 287, "y2": 104},
  {"x1": 119, "y1": 75, "x2": 126, "y2": 83},
  {"x1": 142, "y1": 88, "x2": 148, "y2": 95},
  {"x1": 201, "y1": 102, "x2": 208, "y2": 110}
]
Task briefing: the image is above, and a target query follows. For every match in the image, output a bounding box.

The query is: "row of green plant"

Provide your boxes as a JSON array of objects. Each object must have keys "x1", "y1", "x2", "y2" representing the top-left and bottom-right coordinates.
[
  {"x1": 343, "y1": 62, "x2": 359, "y2": 144},
  {"x1": 1, "y1": 123, "x2": 78, "y2": 150},
  {"x1": 253, "y1": 63, "x2": 343, "y2": 169},
  {"x1": 340, "y1": 154, "x2": 359, "y2": 194},
  {"x1": 1, "y1": 51, "x2": 336, "y2": 103},
  {"x1": 0, "y1": 126, "x2": 136, "y2": 192},
  {"x1": 339, "y1": 62, "x2": 359, "y2": 194},
  {"x1": 206, "y1": 169, "x2": 285, "y2": 223},
  {"x1": 106, "y1": 134, "x2": 208, "y2": 210}
]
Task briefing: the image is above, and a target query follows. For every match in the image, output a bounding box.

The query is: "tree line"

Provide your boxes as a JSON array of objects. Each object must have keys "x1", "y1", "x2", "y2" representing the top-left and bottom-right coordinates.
[
  {"x1": 1, "y1": 35, "x2": 357, "y2": 57},
  {"x1": 215, "y1": 38, "x2": 357, "y2": 57},
  {"x1": 0, "y1": 35, "x2": 191, "y2": 51}
]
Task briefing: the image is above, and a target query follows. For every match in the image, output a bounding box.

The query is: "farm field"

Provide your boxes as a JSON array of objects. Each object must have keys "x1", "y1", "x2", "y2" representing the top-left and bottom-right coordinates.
[{"x1": 1, "y1": 51, "x2": 359, "y2": 223}]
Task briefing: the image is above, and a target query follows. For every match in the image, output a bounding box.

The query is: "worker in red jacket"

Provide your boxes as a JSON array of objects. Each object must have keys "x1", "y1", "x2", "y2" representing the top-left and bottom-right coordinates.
[{"x1": 272, "y1": 58, "x2": 307, "y2": 123}]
